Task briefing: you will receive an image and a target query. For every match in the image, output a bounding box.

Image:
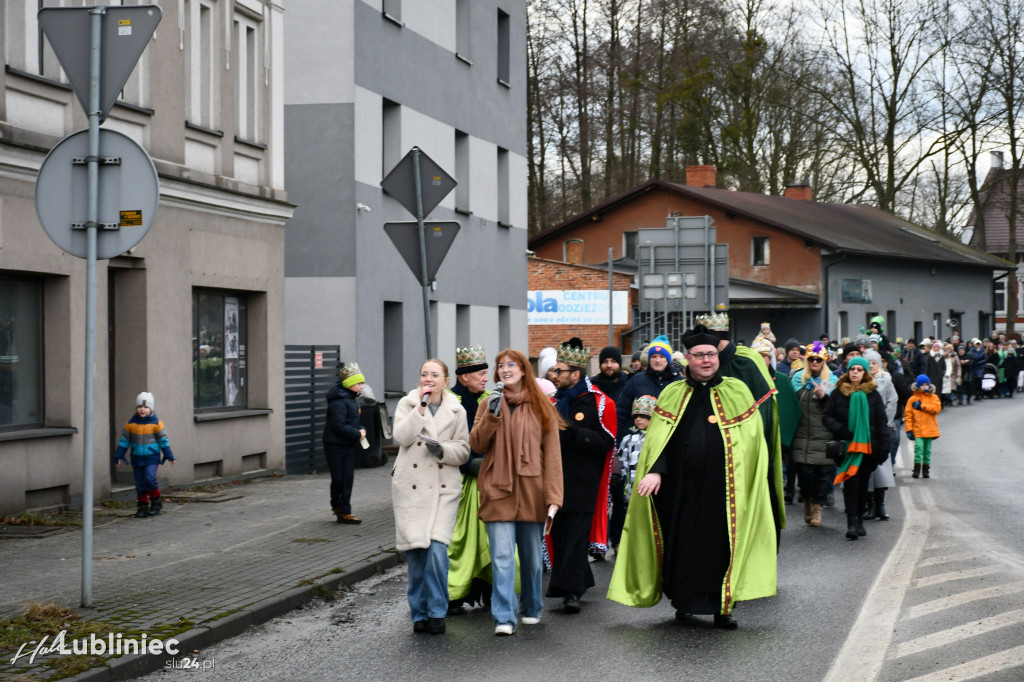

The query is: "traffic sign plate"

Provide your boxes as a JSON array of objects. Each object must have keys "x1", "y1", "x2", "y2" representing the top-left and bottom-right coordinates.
[
  {"x1": 380, "y1": 147, "x2": 456, "y2": 218},
  {"x1": 384, "y1": 221, "x2": 461, "y2": 283},
  {"x1": 35, "y1": 128, "x2": 160, "y2": 260}
]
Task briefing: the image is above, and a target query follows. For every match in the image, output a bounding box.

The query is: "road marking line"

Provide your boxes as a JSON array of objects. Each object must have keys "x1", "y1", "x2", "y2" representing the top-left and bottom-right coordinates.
[
  {"x1": 905, "y1": 581, "x2": 1024, "y2": 620},
  {"x1": 888, "y1": 608, "x2": 1024, "y2": 660},
  {"x1": 823, "y1": 485, "x2": 929, "y2": 682},
  {"x1": 898, "y1": 644, "x2": 1024, "y2": 682},
  {"x1": 913, "y1": 564, "x2": 1003, "y2": 588},
  {"x1": 917, "y1": 551, "x2": 982, "y2": 568}
]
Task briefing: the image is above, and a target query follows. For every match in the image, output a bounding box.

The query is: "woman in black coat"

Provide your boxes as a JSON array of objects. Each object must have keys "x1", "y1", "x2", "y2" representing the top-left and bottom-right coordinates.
[{"x1": 822, "y1": 357, "x2": 892, "y2": 541}]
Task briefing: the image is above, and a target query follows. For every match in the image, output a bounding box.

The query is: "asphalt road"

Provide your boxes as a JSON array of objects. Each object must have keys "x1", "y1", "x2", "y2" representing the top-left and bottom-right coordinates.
[{"x1": 140, "y1": 394, "x2": 1024, "y2": 682}]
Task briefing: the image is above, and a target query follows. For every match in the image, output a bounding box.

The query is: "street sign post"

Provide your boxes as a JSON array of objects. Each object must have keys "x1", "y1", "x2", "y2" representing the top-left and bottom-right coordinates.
[
  {"x1": 380, "y1": 148, "x2": 458, "y2": 358},
  {"x1": 36, "y1": 4, "x2": 162, "y2": 608}
]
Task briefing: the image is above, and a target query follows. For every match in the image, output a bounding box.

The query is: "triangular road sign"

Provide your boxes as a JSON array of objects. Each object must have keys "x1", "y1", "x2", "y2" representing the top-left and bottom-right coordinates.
[
  {"x1": 384, "y1": 221, "x2": 461, "y2": 284},
  {"x1": 39, "y1": 6, "x2": 162, "y2": 122}
]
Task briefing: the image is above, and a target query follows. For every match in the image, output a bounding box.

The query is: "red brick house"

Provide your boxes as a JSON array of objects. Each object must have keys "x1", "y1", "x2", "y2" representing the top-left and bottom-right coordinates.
[{"x1": 529, "y1": 167, "x2": 1010, "y2": 346}]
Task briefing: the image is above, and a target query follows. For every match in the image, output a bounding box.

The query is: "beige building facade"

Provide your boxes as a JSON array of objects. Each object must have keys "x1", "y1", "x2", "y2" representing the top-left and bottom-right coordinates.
[{"x1": 0, "y1": 0, "x2": 291, "y2": 516}]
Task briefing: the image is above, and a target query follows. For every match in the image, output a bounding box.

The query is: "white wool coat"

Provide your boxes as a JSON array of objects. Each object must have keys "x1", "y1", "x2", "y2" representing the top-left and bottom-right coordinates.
[{"x1": 391, "y1": 388, "x2": 470, "y2": 551}]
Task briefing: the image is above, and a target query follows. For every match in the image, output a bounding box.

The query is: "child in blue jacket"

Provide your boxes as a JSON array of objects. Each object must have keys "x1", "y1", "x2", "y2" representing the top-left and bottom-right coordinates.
[{"x1": 115, "y1": 392, "x2": 175, "y2": 517}]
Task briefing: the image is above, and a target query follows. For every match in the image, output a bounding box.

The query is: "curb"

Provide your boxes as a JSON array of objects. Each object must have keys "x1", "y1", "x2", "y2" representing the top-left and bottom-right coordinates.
[{"x1": 62, "y1": 550, "x2": 405, "y2": 681}]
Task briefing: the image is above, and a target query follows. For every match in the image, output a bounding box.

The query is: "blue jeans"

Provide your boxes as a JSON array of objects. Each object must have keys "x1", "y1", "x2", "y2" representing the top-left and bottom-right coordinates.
[
  {"x1": 405, "y1": 540, "x2": 449, "y2": 622},
  {"x1": 132, "y1": 464, "x2": 159, "y2": 500},
  {"x1": 487, "y1": 521, "x2": 543, "y2": 626}
]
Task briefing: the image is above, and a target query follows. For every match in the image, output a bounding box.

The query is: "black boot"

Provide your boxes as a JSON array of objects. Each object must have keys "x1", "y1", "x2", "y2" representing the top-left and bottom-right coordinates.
[
  {"x1": 134, "y1": 501, "x2": 149, "y2": 518},
  {"x1": 912, "y1": 463, "x2": 921, "y2": 479},
  {"x1": 863, "y1": 492, "x2": 878, "y2": 520},
  {"x1": 148, "y1": 497, "x2": 163, "y2": 516},
  {"x1": 856, "y1": 516, "x2": 867, "y2": 537},
  {"x1": 922, "y1": 464, "x2": 930, "y2": 479},
  {"x1": 875, "y1": 489, "x2": 889, "y2": 520},
  {"x1": 846, "y1": 516, "x2": 859, "y2": 540}
]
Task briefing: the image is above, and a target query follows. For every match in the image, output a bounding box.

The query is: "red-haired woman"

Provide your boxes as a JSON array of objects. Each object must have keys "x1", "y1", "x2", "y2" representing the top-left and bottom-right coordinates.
[{"x1": 470, "y1": 349, "x2": 563, "y2": 636}]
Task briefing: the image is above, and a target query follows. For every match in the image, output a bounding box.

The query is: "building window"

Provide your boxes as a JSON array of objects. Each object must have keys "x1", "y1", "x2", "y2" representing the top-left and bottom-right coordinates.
[
  {"x1": 383, "y1": 301, "x2": 403, "y2": 395},
  {"x1": 455, "y1": 130, "x2": 470, "y2": 213},
  {"x1": 624, "y1": 232, "x2": 637, "y2": 260},
  {"x1": 752, "y1": 237, "x2": 769, "y2": 266},
  {"x1": 0, "y1": 277, "x2": 43, "y2": 430},
  {"x1": 4, "y1": 2, "x2": 61, "y2": 79},
  {"x1": 497, "y1": 8, "x2": 510, "y2": 86},
  {"x1": 497, "y1": 146, "x2": 510, "y2": 226},
  {"x1": 193, "y1": 291, "x2": 247, "y2": 411},
  {"x1": 382, "y1": 97, "x2": 400, "y2": 179},
  {"x1": 233, "y1": 10, "x2": 262, "y2": 144},
  {"x1": 456, "y1": 0, "x2": 471, "y2": 61},
  {"x1": 499, "y1": 305, "x2": 510, "y2": 350},
  {"x1": 383, "y1": 0, "x2": 401, "y2": 24},
  {"x1": 184, "y1": 0, "x2": 219, "y2": 130}
]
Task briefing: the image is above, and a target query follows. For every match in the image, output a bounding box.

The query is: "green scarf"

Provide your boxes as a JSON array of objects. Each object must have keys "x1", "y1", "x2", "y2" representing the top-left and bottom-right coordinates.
[{"x1": 834, "y1": 390, "x2": 872, "y2": 484}]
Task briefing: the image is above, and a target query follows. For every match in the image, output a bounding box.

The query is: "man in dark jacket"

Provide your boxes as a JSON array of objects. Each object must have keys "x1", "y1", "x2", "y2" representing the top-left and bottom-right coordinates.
[
  {"x1": 548, "y1": 339, "x2": 615, "y2": 614},
  {"x1": 615, "y1": 339, "x2": 680, "y2": 442},
  {"x1": 324, "y1": 362, "x2": 366, "y2": 524},
  {"x1": 591, "y1": 345, "x2": 628, "y2": 405}
]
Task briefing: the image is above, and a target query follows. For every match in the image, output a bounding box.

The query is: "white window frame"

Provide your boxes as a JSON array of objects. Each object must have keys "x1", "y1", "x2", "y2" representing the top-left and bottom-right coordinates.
[
  {"x1": 233, "y1": 9, "x2": 262, "y2": 143},
  {"x1": 184, "y1": 0, "x2": 219, "y2": 130}
]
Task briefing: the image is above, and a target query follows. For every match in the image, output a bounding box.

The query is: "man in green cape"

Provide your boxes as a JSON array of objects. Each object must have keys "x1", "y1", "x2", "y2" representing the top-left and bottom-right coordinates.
[{"x1": 607, "y1": 324, "x2": 779, "y2": 628}]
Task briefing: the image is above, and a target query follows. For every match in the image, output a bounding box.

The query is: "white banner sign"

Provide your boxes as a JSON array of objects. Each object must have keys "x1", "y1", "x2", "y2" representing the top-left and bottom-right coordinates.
[{"x1": 527, "y1": 290, "x2": 629, "y2": 325}]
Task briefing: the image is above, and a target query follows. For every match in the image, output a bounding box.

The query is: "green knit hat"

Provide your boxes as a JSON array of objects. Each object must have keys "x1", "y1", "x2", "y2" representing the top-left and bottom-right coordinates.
[{"x1": 338, "y1": 362, "x2": 365, "y2": 389}]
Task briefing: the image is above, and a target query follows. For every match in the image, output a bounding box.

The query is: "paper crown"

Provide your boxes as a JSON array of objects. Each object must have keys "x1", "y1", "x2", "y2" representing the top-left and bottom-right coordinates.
[
  {"x1": 696, "y1": 312, "x2": 730, "y2": 332},
  {"x1": 455, "y1": 345, "x2": 488, "y2": 374},
  {"x1": 337, "y1": 362, "x2": 364, "y2": 388},
  {"x1": 805, "y1": 340, "x2": 829, "y2": 360},
  {"x1": 632, "y1": 394, "x2": 657, "y2": 417},
  {"x1": 557, "y1": 341, "x2": 590, "y2": 368}
]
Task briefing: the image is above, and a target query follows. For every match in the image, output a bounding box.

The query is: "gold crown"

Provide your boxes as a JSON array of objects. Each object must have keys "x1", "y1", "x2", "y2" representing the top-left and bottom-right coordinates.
[
  {"x1": 338, "y1": 362, "x2": 362, "y2": 381},
  {"x1": 696, "y1": 312, "x2": 730, "y2": 332},
  {"x1": 455, "y1": 345, "x2": 487, "y2": 368},
  {"x1": 557, "y1": 343, "x2": 590, "y2": 368},
  {"x1": 632, "y1": 394, "x2": 657, "y2": 417}
]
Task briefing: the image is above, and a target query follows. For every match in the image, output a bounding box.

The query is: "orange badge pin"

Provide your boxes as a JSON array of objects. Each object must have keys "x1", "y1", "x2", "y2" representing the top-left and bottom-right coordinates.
[
  {"x1": 708, "y1": 415, "x2": 719, "y2": 424},
  {"x1": 575, "y1": 412, "x2": 585, "y2": 421}
]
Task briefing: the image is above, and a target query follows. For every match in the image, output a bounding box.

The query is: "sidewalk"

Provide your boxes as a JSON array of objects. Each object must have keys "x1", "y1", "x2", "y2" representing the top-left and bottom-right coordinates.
[{"x1": 0, "y1": 463, "x2": 400, "y2": 681}]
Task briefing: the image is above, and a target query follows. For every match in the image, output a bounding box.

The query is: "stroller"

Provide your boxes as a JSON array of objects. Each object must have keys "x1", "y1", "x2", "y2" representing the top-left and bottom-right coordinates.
[{"x1": 981, "y1": 363, "x2": 998, "y2": 398}]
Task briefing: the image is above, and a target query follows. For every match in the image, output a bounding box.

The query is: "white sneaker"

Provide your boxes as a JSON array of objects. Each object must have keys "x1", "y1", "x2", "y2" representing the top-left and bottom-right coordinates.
[
  {"x1": 494, "y1": 623, "x2": 515, "y2": 636},
  {"x1": 521, "y1": 616, "x2": 540, "y2": 625}
]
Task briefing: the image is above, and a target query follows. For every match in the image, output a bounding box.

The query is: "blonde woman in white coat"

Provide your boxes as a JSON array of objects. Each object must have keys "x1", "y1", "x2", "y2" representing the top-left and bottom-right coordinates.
[{"x1": 392, "y1": 359, "x2": 470, "y2": 635}]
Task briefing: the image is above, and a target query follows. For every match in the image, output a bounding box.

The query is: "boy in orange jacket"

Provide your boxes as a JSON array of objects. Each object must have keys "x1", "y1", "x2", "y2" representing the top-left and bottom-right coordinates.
[{"x1": 905, "y1": 374, "x2": 942, "y2": 479}]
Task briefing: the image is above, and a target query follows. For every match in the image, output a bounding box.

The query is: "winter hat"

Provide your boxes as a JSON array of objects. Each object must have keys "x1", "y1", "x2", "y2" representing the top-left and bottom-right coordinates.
[
  {"x1": 861, "y1": 349, "x2": 882, "y2": 366},
  {"x1": 539, "y1": 353, "x2": 557, "y2": 378},
  {"x1": 632, "y1": 394, "x2": 657, "y2": 418},
  {"x1": 646, "y1": 336, "x2": 674, "y2": 363},
  {"x1": 784, "y1": 338, "x2": 801, "y2": 353},
  {"x1": 868, "y1": 333, "x2": 882, "y2": 345},
  {"x1": 847, "y1": 357, "x2": 870, "y2": 372},
  {"x1": 136, "y1": 392, "x2": 155, "y2": 410},
  {"x1": 535, "y1": 377, "x2": 557, "y2": 398},
  {"x1": 915, "y1": 374, "x2": 930, "y2": 387},
  {"x1": 338, "y1": 362, "x2": 365, "y2": 389},
  {"x1": 869, "y1": 316, "x2": 885, "y2": 334},
  {"x1": 599, "y1": 346, "x2": 622, "y2": 366},
  {"x1": 631, "y1": 351, "x2": 642, "y2": 364},
  {"x1": 842, "y1": 342, "x2": 859, "y2": 357},
  {"x1": 539, "y1": 346, "x2": 557, "y2": 361}
]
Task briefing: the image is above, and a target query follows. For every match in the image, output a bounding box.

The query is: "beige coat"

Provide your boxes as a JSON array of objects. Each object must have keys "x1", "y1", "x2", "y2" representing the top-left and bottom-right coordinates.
[{"x1": 391, "y1": 389, "x2": 470, "y2": 551}]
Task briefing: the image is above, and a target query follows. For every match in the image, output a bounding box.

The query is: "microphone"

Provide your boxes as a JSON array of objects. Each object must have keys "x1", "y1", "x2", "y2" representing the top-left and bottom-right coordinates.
[
  {"x1": 420, "y1": 390, "x2": 432, "y2": 407},
  {"x1": 494, "y1": 381, "x2": 504, "y2": 393}
]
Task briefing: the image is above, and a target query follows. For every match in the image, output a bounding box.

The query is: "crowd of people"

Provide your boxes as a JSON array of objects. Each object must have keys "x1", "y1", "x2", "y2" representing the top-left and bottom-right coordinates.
[{"x1": 319, "y1": 313, "x2": 1019, "y2": 637}]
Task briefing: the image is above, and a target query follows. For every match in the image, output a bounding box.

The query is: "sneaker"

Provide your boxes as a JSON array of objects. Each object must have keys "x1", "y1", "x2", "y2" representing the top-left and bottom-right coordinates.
[
  {"x1": 521, "y1": 616, "x2": 540, "y2": 625},
  {"x1": 494, "y1": 623, "x2": 515, "y2": 636},
  {"x1": 427, "y1": 618, "x2": 445, "y2": 634},
  {"x1": 413, "y1": 620, "x2": 428, "y2": 634}
]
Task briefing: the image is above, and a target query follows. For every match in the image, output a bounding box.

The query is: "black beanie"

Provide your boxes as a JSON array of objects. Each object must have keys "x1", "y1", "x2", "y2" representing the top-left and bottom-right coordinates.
[
  {"x1": 784, "y1": 338, "x2": 800, "y2": 352},
  {"x1": 599, "y1": 346, "x2": 621, "y2": 365}
]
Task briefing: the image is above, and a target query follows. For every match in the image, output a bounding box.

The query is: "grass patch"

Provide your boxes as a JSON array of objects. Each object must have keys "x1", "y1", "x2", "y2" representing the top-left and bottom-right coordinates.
[
  {"x1": 311, "y1": 584, "x2": 336, "y2": 601},
  {"x1": 0, "y1": 601, "x2": 114, "y2": 679},
  {"x1": 99, "y1": 499, "x2": 136, "y2": 510},
  {"x1": 291, "y1": 537, "x2": 333, "y2": 544},
  {"x1": 0, "y1": 510, "x2": 81, "y2": 527}
]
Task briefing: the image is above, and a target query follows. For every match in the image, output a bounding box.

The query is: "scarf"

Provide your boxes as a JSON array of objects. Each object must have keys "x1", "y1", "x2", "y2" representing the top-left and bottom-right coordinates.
[
  {"x1": 555, "y1": 375, "x2": 589, "y2": 418},
  {"x1": 834, "y1": 389, "x2": 872, "y2": 485},
  {"x1": 489, "y1": 387, "x2": 534, "y2": 497}
]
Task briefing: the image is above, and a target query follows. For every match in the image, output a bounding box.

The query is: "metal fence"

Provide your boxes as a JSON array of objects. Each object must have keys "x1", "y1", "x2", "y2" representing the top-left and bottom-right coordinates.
[{"x1": 284, "y1": 345, "x2": 340, "y2": 474}]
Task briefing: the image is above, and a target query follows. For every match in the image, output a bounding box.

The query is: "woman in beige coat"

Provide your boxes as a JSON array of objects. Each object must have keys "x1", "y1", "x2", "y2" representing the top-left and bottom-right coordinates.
[
  {"x1": 470, "y1": 348, "x2": 563, "y2": 636},
  {"x1": 391, "y1": 359, "x2": 470, "y2": 635}
]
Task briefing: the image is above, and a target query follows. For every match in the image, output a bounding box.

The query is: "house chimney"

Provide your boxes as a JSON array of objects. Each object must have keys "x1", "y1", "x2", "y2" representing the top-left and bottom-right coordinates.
[
  {"x1": 992, "y1": 151, "x2": 1004, "y2": 169},
  {"x1": 685, "y1": 165, "x2": 716, "y2": 188},
  {"x1": 784, "y1": 184, "x2": 813, "y2": 201}
]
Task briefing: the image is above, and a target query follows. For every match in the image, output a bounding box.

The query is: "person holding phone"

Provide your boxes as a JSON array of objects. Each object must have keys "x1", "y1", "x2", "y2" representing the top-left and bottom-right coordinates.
[{"x1": 470, "y1": 349, "x2": 563, "y2": 636}]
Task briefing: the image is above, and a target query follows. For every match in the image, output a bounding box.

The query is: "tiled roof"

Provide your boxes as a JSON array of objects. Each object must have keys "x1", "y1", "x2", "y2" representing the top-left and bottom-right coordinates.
[{"x1": 531, "y1": 179, "x2": 1011, "y2": 270}]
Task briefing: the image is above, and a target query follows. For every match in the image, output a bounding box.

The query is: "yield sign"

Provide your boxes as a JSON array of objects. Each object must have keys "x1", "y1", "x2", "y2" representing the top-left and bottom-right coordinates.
[
  {"x1": 38, "y1": 5, "x2": 162, "y2": 123},
  {"x1": 384, "y1": 221, "x2": 461, "y2": 283},
  {"x1": 380, "y1": 147, "x2": 457, "y2": 219}
]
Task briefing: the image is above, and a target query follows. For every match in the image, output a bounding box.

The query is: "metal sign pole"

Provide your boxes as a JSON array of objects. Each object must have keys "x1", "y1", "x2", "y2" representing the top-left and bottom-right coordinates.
[
  {"x1": 607, "y1": 247, "x2": 613, "y2": 345},
  {"x1": 411, "y1": 149, "x2": 433, "y2": 359},
  {"x1": 80, "y1": 5, "x2": 105, "y2": 608}
]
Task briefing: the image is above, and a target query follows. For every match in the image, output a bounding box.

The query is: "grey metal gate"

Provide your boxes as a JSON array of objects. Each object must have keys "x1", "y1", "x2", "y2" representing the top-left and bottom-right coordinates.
[{"x1": 284, "y1": 345, "x2": 340, "y2": 474}]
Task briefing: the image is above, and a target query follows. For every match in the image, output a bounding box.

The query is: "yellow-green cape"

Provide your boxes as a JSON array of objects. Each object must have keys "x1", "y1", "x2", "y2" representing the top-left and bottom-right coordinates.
[{"x1": 607, "y1": 376, "x2": 778, "y2": 612}]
